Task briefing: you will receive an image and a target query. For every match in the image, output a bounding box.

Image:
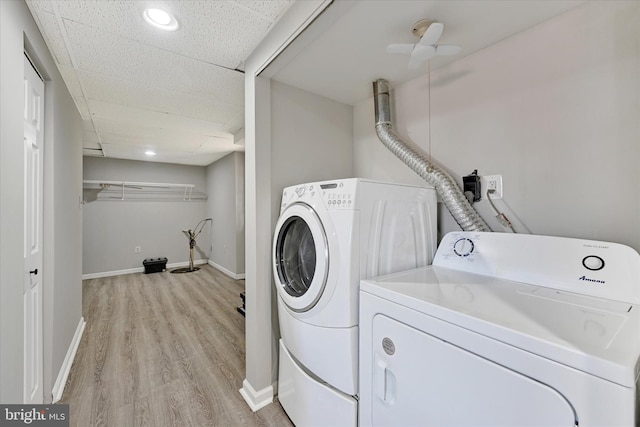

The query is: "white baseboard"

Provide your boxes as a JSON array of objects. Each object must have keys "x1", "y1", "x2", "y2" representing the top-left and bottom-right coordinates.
[
  {"x1": 208, "y1": 260, "x2": 245, "y2": 280},
  {"x1": 239, "y1": 379, "x2": 274, "y2": 412},
  {"x1": 52, "y1": 317, "x2": 86, "y2": 403},
  {"x1": 83, "y1": 267, "x2": 142, "y2": 280},
  {"x1": 82, "y1": 259, "x2": 207, "y2": 280}
]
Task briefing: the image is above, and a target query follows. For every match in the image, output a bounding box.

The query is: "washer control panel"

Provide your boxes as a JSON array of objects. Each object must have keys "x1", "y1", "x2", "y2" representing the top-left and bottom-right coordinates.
[
  {"x1": 280, "y1": 183, "x2": 320, "y2": 211},
  {"x1": 320, "y1": 181, "x2": 355, "y2": 210},
  {"x1": 280, "y1": 179, "x2": 358, "y2": 212},
  {"x1": 434, "y1": 232, "x2": 640, "y2": 305}
]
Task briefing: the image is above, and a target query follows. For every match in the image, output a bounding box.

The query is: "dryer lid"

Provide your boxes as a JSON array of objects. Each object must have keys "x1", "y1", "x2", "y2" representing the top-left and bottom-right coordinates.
[{"x1": 361, "y1": 265, "x2": 640, "y2": 388}]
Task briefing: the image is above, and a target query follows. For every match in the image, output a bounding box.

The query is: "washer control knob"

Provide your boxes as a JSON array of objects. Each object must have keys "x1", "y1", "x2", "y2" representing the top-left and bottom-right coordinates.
[
  {"x1": 582, "y1": 255, "x2": 605, "y2": 271},
  {"x1": 453, "y1": 238, "x2": 475, "y2": 257},
  {"x1": 295, "y1": 186, "x2": 305, "y2": 197}
]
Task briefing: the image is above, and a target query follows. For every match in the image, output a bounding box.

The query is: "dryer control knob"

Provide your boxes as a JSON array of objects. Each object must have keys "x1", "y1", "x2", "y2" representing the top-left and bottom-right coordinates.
[{"x1": 453, "y1": 238, "x2": 475, "y2": 257}]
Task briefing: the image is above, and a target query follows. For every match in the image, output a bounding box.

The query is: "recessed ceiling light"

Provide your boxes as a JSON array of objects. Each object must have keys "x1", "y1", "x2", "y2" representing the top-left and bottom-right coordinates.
[
  {"x1": 143, "y1": 8, "x2": 179, "y2": 31},
  {"x1": 145, "y1": 150, "x2": 157, "y2": 156}
]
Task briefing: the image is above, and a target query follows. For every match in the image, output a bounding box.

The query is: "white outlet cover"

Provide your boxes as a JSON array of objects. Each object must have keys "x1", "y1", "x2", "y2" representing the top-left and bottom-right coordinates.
[{"x1": 482, "y1": 175, "x2": 503, "y2": 199}]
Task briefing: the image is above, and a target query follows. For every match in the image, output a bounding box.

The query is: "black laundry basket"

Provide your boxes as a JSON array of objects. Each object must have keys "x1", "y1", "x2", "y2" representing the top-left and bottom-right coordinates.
[{"x1": 143, "y1": 257, "x2": 167, "y2": 274}]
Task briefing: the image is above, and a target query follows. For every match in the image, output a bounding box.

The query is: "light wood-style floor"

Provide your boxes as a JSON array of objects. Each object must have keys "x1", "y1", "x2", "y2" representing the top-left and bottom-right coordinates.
[{"x1": 60, "y1": 265, "x2": 293, "y2": 427}]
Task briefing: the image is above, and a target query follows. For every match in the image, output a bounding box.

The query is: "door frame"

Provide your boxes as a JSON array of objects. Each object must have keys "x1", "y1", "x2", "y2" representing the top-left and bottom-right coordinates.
[{"x1": 23, "y1": 53, "x2": 44, "y2": 405}]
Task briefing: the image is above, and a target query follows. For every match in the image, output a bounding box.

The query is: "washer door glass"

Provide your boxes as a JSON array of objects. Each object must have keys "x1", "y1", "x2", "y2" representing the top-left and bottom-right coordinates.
[
  {"x1": 277, "y1": 216, "x2": 316, "y2": 297},
  {"x1": 273, "y1": 203, "x2": 329, "y2": 312}
]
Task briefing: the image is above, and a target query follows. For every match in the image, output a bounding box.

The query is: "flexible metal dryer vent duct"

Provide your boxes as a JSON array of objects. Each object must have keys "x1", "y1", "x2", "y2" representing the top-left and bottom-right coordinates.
[{"x1": 373, "y1": 79, "x2": 491, "y2": 232}]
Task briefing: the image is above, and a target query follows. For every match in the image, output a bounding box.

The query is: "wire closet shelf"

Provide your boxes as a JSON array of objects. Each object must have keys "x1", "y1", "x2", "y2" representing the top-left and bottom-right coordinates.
[{"x1": 82, "y1": 180, "x2": 207, "y2": 202}]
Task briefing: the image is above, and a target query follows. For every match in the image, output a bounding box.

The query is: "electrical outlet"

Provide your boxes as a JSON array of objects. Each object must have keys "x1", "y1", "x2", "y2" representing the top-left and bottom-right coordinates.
[
  {"x1": 135, "y1": 246, "x2": 142, "y2": 254},
  {"x1": 482, "y1": 175, "x2": 503, "y2": 199}
]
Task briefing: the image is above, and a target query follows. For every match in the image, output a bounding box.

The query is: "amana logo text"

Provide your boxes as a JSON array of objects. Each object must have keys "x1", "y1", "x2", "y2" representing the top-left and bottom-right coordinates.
[{"x1": 579, "y1": 275, "x2": 605, "y2": 284}]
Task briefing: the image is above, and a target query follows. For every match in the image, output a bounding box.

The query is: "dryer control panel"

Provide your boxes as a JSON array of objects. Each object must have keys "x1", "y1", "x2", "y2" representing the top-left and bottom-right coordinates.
[{"x1": 435, "y1": 232, "x2": 640, "y2": 305}]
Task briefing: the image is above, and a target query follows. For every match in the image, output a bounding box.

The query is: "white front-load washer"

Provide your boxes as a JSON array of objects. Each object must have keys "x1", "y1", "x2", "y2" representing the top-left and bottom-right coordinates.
[
  {"x1": 273, "y1": 178, "x2": 437, "y2": 427},
  {"x1": 360, "y1": 232, "x2": 640, "y2": 426}
]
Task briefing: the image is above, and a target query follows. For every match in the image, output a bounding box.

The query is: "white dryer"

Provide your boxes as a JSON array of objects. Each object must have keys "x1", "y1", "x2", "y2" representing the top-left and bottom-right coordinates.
[
  {"x1": 273, "y1": 178, "x2": 437, "y2": 427},
  {"x1": 360, "y1": 232, "x2": 640, "y2": 426}
]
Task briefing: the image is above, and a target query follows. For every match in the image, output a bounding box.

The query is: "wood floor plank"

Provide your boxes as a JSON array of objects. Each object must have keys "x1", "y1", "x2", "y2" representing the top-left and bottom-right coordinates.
[{"x1": 59, "y1": 265, "x2": 292, "y2": 427}]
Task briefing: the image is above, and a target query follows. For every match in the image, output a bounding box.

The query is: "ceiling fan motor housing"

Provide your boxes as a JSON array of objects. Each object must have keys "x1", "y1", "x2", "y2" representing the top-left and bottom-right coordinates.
[{"x1": 412, "y1": 19, "x2": 438, "y2": 38}]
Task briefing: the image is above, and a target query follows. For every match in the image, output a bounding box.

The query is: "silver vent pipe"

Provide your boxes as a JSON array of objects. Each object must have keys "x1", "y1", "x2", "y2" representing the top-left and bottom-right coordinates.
[{"x1": 373, "y1": 79, "x2": 491, "y2": 232}]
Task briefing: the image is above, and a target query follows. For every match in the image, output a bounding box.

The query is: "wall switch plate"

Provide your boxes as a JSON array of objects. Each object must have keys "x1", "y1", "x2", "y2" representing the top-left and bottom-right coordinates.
[
  {"x1": 482, "y1": 174, "x2": 503, "y2": 199},
  {"x1": 135, "y1": 246, "x2": 142, "y2": 254}
]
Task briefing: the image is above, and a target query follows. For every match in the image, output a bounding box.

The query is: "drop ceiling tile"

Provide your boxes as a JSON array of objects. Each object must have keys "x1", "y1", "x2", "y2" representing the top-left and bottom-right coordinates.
[
  {"x1": 197, "y1": 140, "x2": 241, "y2": 154},
  {"x1": 25, "y1": 0, "x2": 54, "y2": 14},
  {"x1": 63, "y1": 19, "x2": 244, "y2": 105},
  {"x1": 234, "y1": 0, "x2": 293, "y2": 21},
  {"x1": 96, "y1": 138, "x2": 236, "y2": 167},
  {"x1": 54, "y1": 1, "x2": 284, "y2": 69},
  {"x1": 98, "y1": 132, "x2": 203, "y2": 151},
  {"x1": 101, "y1": 143, "x2": 213, "y2": 165},
  {"x1": 27, "y1": 0, "x2": 286, "y2": 166},
  {"x1": 178, "y1": 1, "x2": 275, "y2": 66},
  {"x1": 167, "y1": 1, "x2": 277, "y2": 67},
  {"x1": 96, "y1": 127, "x2": 236, "y2": 166},
  {"x1": 202, "y1": 135, "x2": 235, "y2": 146},
  {"x1": 63, "y1": 19, "x2": 165, "y2": 85},
  {"x1": 96, "y1": 130, "x2": 208, "y2": 151},
  {"x1": 30, "y1": 10, "x2": 72, "y2": 67},
  {"x1": 92, "y1": 118, "x2": 227, "y2": 142},
  {"x1": 87, "y1": 99, "x2": 224, "y2": 136},
  {"x1": 78, "y1": 70, "x2": 242, "y2": 123}
]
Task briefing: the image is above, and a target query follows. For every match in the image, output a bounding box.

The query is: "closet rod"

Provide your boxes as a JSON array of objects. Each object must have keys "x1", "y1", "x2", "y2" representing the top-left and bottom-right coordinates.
[{"x1": 83, "y1": 180, "x2": 195, "y2": 188}]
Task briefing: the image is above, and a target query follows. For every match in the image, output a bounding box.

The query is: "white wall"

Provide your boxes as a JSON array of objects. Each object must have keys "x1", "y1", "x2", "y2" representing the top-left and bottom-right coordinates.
[
  {"x1": 46, "y1": 59, "x2": 84, "y2": 403},
  {"x1": 242, "y1": 61, "x2": 353, "y2": 404},
  {"x1": 1, "y1": 0, "x2": 83, "y2": 403},
  {"x1": 83, "y1": 157, "x2": 208, "y2": 275},
  {"x1": 269, "y1": 81, "x2": 354, "y2": 371},
  {"x1": 271, "y1": 80, "x2": 354, "y2": 220},
  {"x1": 206, "y1": 152, "x2": 245, "y2": 277},
  {"x1": 354, "y1": 1, "x2": 640, "y2": 251}
]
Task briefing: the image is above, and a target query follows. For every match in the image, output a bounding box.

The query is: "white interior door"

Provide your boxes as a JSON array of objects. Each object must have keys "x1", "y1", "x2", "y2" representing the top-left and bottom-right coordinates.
[{"x1": 23, "y1": 54, "x2": 44, "y2": 404}]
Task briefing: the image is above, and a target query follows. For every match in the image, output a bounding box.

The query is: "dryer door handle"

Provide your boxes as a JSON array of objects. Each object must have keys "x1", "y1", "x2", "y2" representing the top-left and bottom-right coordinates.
[{"x1": 374, "y1": 359, "x2": 396, "y2": 404}]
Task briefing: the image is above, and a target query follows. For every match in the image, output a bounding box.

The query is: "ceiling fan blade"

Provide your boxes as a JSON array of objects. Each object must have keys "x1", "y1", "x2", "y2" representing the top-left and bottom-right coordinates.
[
  {"x1": 412, "y1": 44, "x2": 436, "y2": 61},
  {"x1": 435, "y1": 44, "x2": 461, "y2": 56},
  {"x1": 419, "y1": 22, "x2": 443, "y2": 46},
  {"x1": 387, "y1": 43, "x2": 415, "y2": 55},
  {"x1": 407, "y1": 55, "x2": 425, "y2": 70}
]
